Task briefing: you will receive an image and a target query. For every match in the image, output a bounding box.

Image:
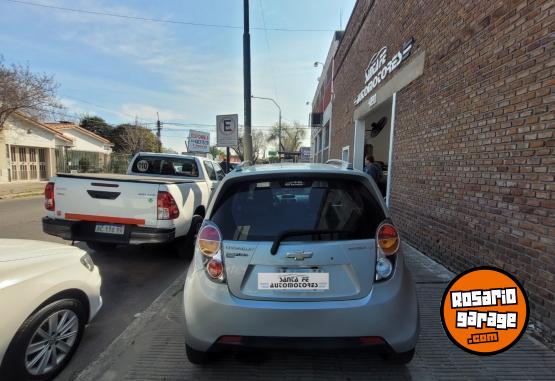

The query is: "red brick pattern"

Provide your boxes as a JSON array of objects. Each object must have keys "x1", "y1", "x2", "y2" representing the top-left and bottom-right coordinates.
[{"x1": 330, "y1": 0, "x2": 554, "y2": 342}]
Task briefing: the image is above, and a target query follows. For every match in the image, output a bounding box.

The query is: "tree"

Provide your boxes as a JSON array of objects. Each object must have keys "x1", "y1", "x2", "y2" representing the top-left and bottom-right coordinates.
[
  {"x1": 234, "y1": 130, "x2": 266, "y2": 162},
  {"x1": 80, "y1": 115, "x2": 112, "y2": 140},
  {"x1": 266, "y1": 122, "x2": 306, "y2": 153},
  {"x1": 209, "y1": 146, "x2": 224, "y2": 160},
  {"x1": 0, "y1": 56, "x2": 62, "y2": 130},
  {"x1": 111, "y1": 124, "x2": 158, "y2": 154}
]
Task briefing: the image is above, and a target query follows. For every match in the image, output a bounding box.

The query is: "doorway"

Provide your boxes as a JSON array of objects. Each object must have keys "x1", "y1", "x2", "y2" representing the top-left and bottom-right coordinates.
[{"x1": 353, "y1": 94, "x2": 396, "y2": 205}]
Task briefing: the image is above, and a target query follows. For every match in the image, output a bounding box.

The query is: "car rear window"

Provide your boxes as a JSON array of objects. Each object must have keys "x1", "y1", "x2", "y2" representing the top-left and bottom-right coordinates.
[
  {"x1": 211, "y1": 177, "x2": 385, "y2": 241},
  {"x1": 131, "y1": 156, "x2": 199, "y2": 177}
]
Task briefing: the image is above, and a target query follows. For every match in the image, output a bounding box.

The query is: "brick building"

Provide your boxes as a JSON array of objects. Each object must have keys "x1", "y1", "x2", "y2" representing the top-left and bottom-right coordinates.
[{"x1": 311, "y1": 0, "x2": 554, "y2": 341}]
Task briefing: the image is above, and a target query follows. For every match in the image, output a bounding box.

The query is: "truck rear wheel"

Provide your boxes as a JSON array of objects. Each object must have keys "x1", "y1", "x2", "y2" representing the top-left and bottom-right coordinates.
[{"x1": 86, "y1": 241, "x2": 117, "y2": 252}]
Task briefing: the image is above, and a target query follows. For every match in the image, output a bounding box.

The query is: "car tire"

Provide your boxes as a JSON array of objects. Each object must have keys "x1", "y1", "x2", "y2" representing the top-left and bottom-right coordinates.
[
  {"x1": 380, "y1": 348, "x2": 415, "y2": 364},
  {"x1": 185, "y1": 344, "x2": 209, "y2": 365},
  {"x1": 0, "y1": 299, "x2": 86, "y2": 381},
  {"x1": 86, "y1": 241, "x2": 117, "y2": 252}
]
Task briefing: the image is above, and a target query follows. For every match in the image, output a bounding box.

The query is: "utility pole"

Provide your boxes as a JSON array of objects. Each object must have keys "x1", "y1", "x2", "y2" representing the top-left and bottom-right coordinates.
[
  {"x1": 156, "y1": 112, "x2": 162, "y2": 153},
  {"x1": 243, "y1": 0, "x2": 253, "y2": 163}
]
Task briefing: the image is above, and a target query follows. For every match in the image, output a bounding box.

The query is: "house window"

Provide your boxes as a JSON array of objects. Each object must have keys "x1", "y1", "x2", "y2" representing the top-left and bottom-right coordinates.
[
  {"x1": 323, "y1": 125, "x2": 329, "y2": 149},
  {"x1": 19, "y1": 147, "x2": 26, "y2": 162}
]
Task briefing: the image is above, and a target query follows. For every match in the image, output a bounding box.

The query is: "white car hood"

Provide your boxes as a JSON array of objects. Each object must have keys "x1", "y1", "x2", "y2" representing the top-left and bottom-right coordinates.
[{"x1": 0, "y1": 239, "x2": 79, "y2": 262}]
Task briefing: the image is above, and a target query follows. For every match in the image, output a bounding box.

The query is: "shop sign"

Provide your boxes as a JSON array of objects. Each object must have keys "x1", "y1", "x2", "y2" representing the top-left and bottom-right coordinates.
[
  {"x1": 187, "y1": 130, "x2": 210, "y2": 153},
  {"x1": 354, "y1": 38, "x2": 414, "y2": 106}
]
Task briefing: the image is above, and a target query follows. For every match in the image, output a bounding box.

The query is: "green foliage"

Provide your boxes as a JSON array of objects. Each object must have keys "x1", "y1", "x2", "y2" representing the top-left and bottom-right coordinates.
[
  {"x1": 80, "y1": 115, "x2": 112, "y2": 140},
  {"x1": 210, "y1": 146, "x2": 225, "y2": 159},
  {"x1": 266, "y1": 122, "x2": 307, "y2": 153},
  {"x1": 111, "y1": 123, "x2": 159, "y2": 154}
]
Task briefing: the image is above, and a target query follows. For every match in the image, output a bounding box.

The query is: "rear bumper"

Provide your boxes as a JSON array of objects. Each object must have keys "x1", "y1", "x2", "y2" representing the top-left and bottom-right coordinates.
[
  {"x1": 42, "y1": 217, "x2": 175, "y2": 245},
  {"x1": 183, "y1": 258, "x2": 419, "y2": 353}
]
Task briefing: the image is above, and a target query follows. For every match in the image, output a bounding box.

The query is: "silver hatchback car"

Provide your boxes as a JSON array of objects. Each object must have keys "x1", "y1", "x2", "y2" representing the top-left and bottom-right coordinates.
[{"x1": 183, "y1": 163, "x2": 419, "y2": 364}]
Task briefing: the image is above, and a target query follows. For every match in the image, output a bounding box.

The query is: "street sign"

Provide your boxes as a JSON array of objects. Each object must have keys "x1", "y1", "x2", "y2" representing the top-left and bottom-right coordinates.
[
  {"x1": 216, "y1": 114, "x2": 239, "y2": 147},
  {"x1": 187, "y1": 130, "x2": 210, "y2": 153},
  {"x1": 268, "y1": 150, "x2": 277, "y2": 157}
]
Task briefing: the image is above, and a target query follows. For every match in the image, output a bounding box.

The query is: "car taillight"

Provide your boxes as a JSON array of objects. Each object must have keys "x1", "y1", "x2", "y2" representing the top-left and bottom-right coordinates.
[
  {"x1": 207, "y1": 259, "x2": 223, "y2": 278},
  {"x1": 157, "y1": 191, "x2": 179, "y2": 220},
  {"x1": 375, "y1": 222, "x2": 400, "y2": 281},
  {"x1": 377, "y1": 223, "x2": 400, "y2": 255},
  {"x1": 197, "y1": 224, "x2": 221, "y2": 256},
  {"x1": 197, "y1": 222, "x2": 225, "y2": 282},
  {"x1": 44, "y1": 182, "x2": 55, "y2": 211}
]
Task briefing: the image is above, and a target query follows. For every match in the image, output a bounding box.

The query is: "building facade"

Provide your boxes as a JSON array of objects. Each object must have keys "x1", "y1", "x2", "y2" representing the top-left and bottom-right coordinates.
[
  {"x1": 0, "y1": 113, "x2": 73, "y2": 182},
  {"x1": 46, "y1": 122, "x2": 113, "y2": 173},
  {"x1": 0, "y1": 114, "x2": 114, "y2": 182},
  {"x1": 311, "y1": 31, "x2": 343, "y2": 163},
  {"x1": 313, "y1": 0, "x2": 554, "y2": 341}
]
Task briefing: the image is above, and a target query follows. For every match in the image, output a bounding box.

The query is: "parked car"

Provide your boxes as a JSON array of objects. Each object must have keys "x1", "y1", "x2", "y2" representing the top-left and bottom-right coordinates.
[
  {"x1": 183, "y1": 163, "x2": 419, "y2": 364},
  {"x1": 0, "y1": 239, "x2": 102, "y2": 380},
  {"x1": 42, "y1": 153, "x2": 225, "y2": 254}
]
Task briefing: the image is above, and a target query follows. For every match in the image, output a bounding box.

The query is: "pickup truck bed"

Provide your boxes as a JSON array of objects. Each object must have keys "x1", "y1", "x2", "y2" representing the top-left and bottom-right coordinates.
[{"x1": 55, "y1": 173, "x2": 196, "y2": 184}]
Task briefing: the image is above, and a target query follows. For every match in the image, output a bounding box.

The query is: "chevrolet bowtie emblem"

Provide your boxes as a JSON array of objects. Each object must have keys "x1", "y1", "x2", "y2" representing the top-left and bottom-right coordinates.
[{"x1": 285, "y1": 251, "x2": 313, "y2": 261}]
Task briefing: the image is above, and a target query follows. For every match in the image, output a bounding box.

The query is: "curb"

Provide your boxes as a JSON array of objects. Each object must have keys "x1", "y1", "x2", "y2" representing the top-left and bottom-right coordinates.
[
  {"x1": 0, "y1": 191, "x2": 44, "y2": 200},
  {"x1": 75, "y1": 270, "x2": 187, "y2": 381}
]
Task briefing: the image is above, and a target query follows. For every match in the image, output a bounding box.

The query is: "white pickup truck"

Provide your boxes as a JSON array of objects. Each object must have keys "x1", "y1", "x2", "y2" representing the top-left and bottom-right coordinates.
[{"x1": 42, "y1": 153, "x2": 225, "y2": 254}]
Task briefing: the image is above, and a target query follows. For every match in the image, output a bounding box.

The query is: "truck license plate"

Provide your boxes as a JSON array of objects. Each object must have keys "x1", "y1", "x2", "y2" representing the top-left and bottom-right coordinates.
[
  {"x1": 258, "y1": 273, "x2": 329, "y2": 291},
  {"x1": 95, "y1": 223, "x2": 125, "y2": 235}
]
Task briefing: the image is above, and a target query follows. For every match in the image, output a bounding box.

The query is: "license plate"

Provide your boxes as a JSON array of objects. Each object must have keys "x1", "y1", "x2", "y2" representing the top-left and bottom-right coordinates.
[
  {"x1": 258, "y1": 272, "x2": 329, "y2": 291},
  {"x1": 95, "y1": 223, "x2": 125, "y2": 235}
]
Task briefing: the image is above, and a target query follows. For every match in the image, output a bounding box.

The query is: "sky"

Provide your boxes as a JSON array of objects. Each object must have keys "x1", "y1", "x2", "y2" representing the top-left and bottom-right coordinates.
[{"x1": 0, "y1": 0, "x2": 356, "y2": 153}]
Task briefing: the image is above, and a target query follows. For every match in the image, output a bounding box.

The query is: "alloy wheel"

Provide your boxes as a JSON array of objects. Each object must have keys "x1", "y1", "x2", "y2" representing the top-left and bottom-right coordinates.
[{"x1": 24, "y1": 309, "x2": 79, "y2": 376}]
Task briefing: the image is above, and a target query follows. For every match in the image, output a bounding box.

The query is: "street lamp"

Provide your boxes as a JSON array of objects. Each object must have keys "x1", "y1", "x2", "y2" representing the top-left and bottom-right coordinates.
[
  {"x1": 314, "y1": 61, "x2": 325, "y2": 68},
  {"x1": 252, "y1": 95, "x2": 282, "y2": 160}
]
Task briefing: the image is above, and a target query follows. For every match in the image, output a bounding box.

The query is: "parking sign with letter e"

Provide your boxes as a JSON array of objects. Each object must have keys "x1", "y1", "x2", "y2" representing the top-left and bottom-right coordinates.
[{"x1": 216, "y1": 114, "x2": 239, "y2": 147}]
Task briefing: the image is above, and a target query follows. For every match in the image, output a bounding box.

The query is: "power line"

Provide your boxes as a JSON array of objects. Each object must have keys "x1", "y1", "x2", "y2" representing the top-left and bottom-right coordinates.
[{"x1": 5, "y1": 0, "x2": 336, "y2": 32}]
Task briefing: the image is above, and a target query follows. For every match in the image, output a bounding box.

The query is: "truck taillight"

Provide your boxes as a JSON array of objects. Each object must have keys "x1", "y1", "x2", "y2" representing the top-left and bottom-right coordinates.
[
  {"x1": 157, "y1": 191, "x2": 179, "y2": 220},
  {"x1": 45, "y1": 182, "x2": 55, "y2": 211},
  {"x1": 197, "y1": 222, "x2": 225, "y2": 282}
]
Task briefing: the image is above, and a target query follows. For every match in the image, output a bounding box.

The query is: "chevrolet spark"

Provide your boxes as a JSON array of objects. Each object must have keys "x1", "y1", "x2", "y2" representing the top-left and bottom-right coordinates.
[{"x1": 183, "y1": 163, "x2": 419, "y2": 364}]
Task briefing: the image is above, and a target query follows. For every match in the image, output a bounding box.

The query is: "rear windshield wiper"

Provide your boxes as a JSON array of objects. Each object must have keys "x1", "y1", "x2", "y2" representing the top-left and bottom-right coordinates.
[{"x1": 270, "y1": 229, "x2": 349, "y2": 255}]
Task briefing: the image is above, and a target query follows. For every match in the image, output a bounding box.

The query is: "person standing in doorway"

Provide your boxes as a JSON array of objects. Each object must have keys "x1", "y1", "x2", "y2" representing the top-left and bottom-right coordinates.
[{"x1": 364, "y1": 155, "x2": 386, "y2": 197}]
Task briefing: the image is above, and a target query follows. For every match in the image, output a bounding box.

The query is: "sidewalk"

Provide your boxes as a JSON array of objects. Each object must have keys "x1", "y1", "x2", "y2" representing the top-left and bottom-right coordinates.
[
  {"x1": 76, "y1": 245, "x2": 555, "y2": 381},
  {"x1": 0, "y1": 181, "x2": 46, "y2": 200}
]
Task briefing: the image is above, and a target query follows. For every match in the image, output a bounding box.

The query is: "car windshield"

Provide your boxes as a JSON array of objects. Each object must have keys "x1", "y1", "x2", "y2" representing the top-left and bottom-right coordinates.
[
  {"x1": 211, "y1": 177, "x2": 385, "y2": 241},
  {"x1": 131, "y1": 156, "x2": 199, "y2": 177}
]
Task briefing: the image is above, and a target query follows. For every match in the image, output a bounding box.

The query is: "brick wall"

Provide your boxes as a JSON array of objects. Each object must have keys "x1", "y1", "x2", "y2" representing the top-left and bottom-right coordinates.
[{"x1": 331, "y1": 0, "x2": 554, "y2": 341}]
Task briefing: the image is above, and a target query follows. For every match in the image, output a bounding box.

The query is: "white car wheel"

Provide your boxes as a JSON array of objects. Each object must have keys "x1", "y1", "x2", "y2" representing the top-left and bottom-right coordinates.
[{"x1": 1, "y1": 299, "x2": 86, "y2": 381}]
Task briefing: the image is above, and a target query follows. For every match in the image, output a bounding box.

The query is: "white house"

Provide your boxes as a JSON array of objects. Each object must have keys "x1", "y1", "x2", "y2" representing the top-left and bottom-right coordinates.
[
  {"x1": 0, "y1": 112, "x2": 73, "y2": 182},
  {"x1": 45, "y1": 122, "x2": 113, "y2": 173},
  {"x1": 0, "y1": 113, "x2": 113, "y2": 183}
]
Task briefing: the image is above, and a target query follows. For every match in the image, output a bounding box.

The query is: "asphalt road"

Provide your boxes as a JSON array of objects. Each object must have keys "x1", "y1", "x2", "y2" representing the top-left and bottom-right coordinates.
[{"x1": 0, "y1": 197, "x2": 190, "y2": 381}]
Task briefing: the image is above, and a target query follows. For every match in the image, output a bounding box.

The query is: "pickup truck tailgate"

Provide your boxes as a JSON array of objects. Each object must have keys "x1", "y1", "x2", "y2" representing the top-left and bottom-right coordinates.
[{"x1": 54, "y1": 174, "x2": 160, "y2": 227}]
